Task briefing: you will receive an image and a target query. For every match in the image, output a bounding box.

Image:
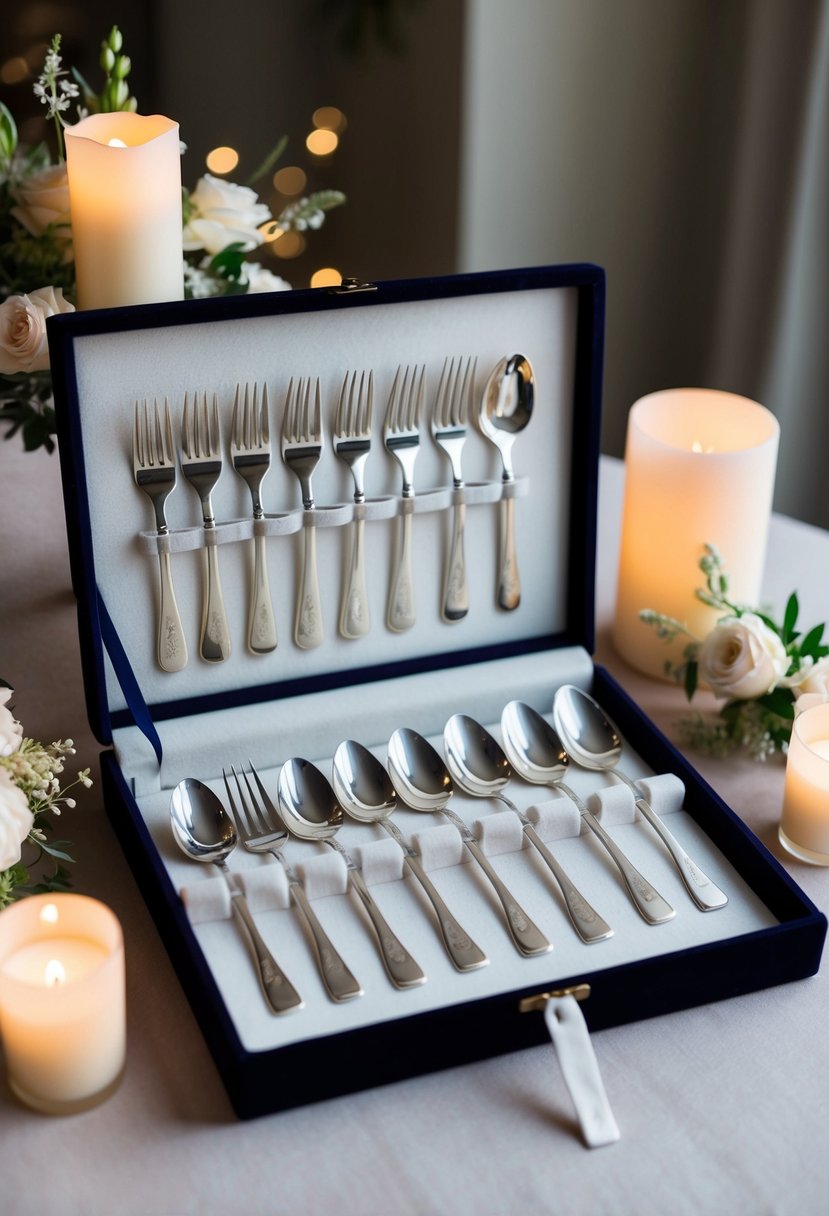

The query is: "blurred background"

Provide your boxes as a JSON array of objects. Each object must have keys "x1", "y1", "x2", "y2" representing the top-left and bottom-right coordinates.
[{"x1": 1, "y1": 0, "x2": 827, "y2": 528}]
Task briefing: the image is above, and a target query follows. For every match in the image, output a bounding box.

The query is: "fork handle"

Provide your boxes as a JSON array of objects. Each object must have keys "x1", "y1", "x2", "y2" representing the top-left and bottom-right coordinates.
[
  {"x1": 248, "y1": 533, "x2": 277, "y2": 654},
  {"x1": 289, "y1": 883, "x2": 363, "y2": 1001},
  {"x1": 497, "y1": 495, "x2": 521, "y2": 611},
  {"x1": 387, "y1": 510, "x2": 416, "y2": 632},
  {"x1": 442, "y1": 500, "x2": 468, "y2": 622},
  {"x1": 156, "y1": 551, "x2": 188, "y2": 672},
  {"x1": 340, "y1": 517, "x2": 371, "y2": 639},
  {"x1": 200, "y1": 544, "x2": 231, "y2": 663},
  {"x1": 295, "y1": 520, "x2": 324, "y2": 649}
]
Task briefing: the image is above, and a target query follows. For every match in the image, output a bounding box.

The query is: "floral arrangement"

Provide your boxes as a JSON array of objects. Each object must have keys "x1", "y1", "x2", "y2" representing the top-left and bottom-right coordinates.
[
  {"x1": 640, "y1": 544, "x2": 829, "y2": 759},
  {"x1": 0, "y1": 685, "x2": 92, "y2": 908},
  {"x1": 0, "y1": 26, "x2": 344, "y2": 452}
]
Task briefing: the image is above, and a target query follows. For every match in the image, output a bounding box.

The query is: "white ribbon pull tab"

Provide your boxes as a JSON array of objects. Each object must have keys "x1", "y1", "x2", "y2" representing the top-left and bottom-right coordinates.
[{"x1": 543, "y1": 994, "x2": 621, "y2": 1148}]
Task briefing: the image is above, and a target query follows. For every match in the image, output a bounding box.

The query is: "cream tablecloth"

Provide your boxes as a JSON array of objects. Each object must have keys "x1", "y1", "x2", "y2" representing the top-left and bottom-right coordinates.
[{"x1": 1, "y1": 444, "x2": 827, "y2": 1216}]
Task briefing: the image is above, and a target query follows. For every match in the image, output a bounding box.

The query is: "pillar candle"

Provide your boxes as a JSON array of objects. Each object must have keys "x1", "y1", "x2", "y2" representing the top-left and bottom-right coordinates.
[
  {"x1": 0, "y1": 893, "x2": 126, "y2": 1114},
  {"x1": 780, "y1": 702, "x2": 829, "y2": 865},
  {"x1": 613, "y1": 388, "x2": 779, "y2": 679},
  {"x1": 65, "y1": 112, "x2": 183, "y2": 310}
]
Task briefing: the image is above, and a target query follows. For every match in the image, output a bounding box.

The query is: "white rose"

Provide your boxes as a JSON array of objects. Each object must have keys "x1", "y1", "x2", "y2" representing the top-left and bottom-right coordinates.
[
  {"x1": 697, "y1": 613, "x2": 789, "y2": 700},
  {"x1": 795, "y1": 655, "x2": 829, "y2": 696},
  {"x1": 182, "y1": 174, "x2": 271, "y2": 255},
  {"x1": 0, "y1": 689, "x2": 23, "y2": 757},
  {"x1": 0, "y1": 768, "x2": 33, "y2": 871},
  {"x1": 11, "y1": 163, "x2": 71, "y2": 240},
  {"x1": 241, "y1": 262, "x2": 291, "y2": 294},
  {"x1": 0, "y1": 286, "x2": 75, "y2": 374}
]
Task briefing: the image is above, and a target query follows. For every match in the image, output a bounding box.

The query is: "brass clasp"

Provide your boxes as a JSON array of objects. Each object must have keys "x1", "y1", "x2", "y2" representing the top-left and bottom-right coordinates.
[
  {"x1": 329, "y1": 277, "x2": 378, "y2": 295},
  {"x1": 518, "y1": 983, "x2": 591, "y2": 1013}
]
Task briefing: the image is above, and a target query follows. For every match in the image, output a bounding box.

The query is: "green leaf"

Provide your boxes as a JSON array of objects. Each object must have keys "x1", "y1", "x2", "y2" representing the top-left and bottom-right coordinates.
[
  {"x1": 245, "y1": 135, "x2": 289, "y2": 187},
  {"x1": 782, "y1": 593, "x2": 799, "y2": 644},
  {"x1": 756, "y1": 687, "x2": 796, "y2": 720},
  {"x1": 684, "y1": 660, "x2": 698, "y2": 701},
  {"x1": 208, "y1": 242, "x2": 248, "y2": 282},
  {"x1": 798, "y1": 622, "x2": 826, "y2": 659},
  {"x1": 38, "y1": 841, "x2": 75, "y2": 863},
  {"x1": 0, "y1": 101, "x2": 18, "y2": 166}
]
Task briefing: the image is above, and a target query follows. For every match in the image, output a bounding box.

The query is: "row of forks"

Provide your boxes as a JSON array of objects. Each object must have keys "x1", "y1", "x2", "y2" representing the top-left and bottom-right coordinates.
[{"x1": 132, "y1": 358, "x2": 478, "y2": 670}]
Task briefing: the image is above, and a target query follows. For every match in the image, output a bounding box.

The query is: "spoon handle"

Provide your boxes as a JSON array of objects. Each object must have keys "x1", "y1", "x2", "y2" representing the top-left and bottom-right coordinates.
[
  {"x1": 342, "y1": 860, "x2": 426, "y2": 988},
  {"x1": 497, "y1": 495, "x2": 521, "y2": 611},
  {"x1": 613, "y1": 773, "x2": 728, "y2": 911},
  {"x1": 460, "y1": 833, "x2": 552, "y2": 956},
  {"x1": 403, "y1": 853, "x2": 488, "y2": 971},
  {"x1": 559, "y1": 789, "x2": 675, "y2": 925},
  {"x1": 288, "y1": 882, "x2": 364, "y2": 1001},
  {"x1": 221, "y1": 868, "x2": 304, "y2": 1014},
  {"x1": 521, "y1": 823, "x2": 613, "y2": 944}
]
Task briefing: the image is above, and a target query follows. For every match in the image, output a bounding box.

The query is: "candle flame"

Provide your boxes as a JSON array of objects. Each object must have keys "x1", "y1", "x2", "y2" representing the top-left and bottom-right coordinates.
[
  {"x1": 39, "y1": 902, "x2": 59, "y2": 924},
  {"x1": 691, "y1": 439, "x2": 715, "y2": 454},
  {"x1": 107, "y1": 138, "x2": 128, "y2": 148},
  {"x1": 44, "y1": 959, "x2": 67, "y2": 986}
]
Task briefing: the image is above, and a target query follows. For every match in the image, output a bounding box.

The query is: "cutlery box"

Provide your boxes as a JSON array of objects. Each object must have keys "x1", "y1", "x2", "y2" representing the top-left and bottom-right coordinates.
[{"x1": 48, "y1": 263, "x2": 826, "y2": 1120}]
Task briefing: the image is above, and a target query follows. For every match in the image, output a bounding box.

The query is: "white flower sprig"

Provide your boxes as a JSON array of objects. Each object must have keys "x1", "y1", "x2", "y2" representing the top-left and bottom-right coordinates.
[
  {"x1": 32, "y1": 35, "x2": 79, "y2": 158},
  {"x1": 640, "y1": 544, "x2": 829, "y2": 759},
  {"x1": 0, "y1": 686, "x2": 91, "y2": 907}
]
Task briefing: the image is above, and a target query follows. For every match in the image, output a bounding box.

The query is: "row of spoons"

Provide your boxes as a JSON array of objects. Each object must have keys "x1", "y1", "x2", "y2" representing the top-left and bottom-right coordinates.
[{"x1": 171, "y1": 685, "x2": 728, "y2": 1014}]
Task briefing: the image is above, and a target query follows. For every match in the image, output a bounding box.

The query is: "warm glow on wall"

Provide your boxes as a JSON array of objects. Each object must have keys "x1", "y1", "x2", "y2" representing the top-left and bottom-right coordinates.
[
  {"x1": 0, "y1": 56, "x2": 29, "y2": 85},
  {"x1": 306, "y1": 129, "x2": 338, "y2": 156},
  {"x1": 310, "y1": 267, "x2": 342, "y2": 288},
  {"x1": 272, "y1": 231, "x2": 306, "y2": 259},
  {"x1": 273, "y1": 165, "x2": 307, "y2": 195},
  {"x1": 205, "y1": 145, "x2": 239, "y2": 174},
  {"x1": 312, "y1": 106, "x2": 347, "y2": 133}
]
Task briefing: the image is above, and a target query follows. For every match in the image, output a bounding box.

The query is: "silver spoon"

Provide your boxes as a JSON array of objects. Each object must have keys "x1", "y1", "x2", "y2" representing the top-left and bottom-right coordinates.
[
  {"x1": 478, "y1": 353, "x2": 534, "y2": 611},
  {"x1": 500, "y1": 703, "x2": 676, "y2": 925},
  {"x1": 444, "y1": 714, "x2": 613, "y2": 943},
  {"x1": 387, "y1": 727, "x2": 552, "y2": 957},
  {"x1": 332, "y1": 740, "x2": 489, "y2": 972},
  {"x1": 170, "y1": 777, "x2": 303, "y2": 1014},
  {"x1": 553, "y1": 685, "x2": 728, "y2": 911},
  {"x1": 276, "y1": 757, "x2": 426, "y2": 989}
]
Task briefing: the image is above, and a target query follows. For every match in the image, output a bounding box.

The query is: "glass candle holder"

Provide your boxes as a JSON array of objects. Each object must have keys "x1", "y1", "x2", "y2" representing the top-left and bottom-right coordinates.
[
  {"x1": 0, "y1": 893, "x2": 126, "y2": 1114},
  {"x1": 780, "y1": 702, "x2": 829, "y2": 865},
  {"x1": 613, "y1": 388, "x2": 779, "y2": 679}
]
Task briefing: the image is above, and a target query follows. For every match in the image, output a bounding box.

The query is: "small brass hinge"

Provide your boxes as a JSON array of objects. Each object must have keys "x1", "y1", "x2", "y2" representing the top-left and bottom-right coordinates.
[
  {"x1": 519, "y1": 983, "x2": 591, "y2": 1013},
  {"x1": 329, "y1": 276, "x2": 378, "y2": 295}
]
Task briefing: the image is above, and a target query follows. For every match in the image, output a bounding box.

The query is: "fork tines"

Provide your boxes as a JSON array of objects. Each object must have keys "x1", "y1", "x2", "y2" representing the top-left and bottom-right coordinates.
[
  {"x1": 181, "y1": 389, "x2": 221, "y2": 464},
  {"x1": 231, "y1": 381, "x2": 270, "y2": 460}
]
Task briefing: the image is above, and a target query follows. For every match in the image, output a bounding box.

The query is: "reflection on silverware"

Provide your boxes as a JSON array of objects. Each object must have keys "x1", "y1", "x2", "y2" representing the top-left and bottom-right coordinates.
[
  {"x1": 332, "y1": 739, "x2": 489, "y2": 972},
  {"x1": 383, "y1": 364, "x2": 424, "y2": 633},
  {"x1": 333, "y1": 370, "x2": 374, "y2": 640},
  {"x1": 180, "y1": 390, "x2": 231, "y2": 663},
  {"x1": 478, "y1": 354, "x2": 534, "y2": 611},
  {"x1": 277, "y1": 756, "x2": 426, "y2": 989},
  {"x1": 230, "y1": 382, "x2": 277, "y2": 655},
  {"x1": 432, "y1": 356, "x2": 475, "y2": 623},
  {"x1": 132, "y1": 397, "x2": 188, "y2": 672},
  {"x1": 170, "y1": 777, "x2": 303, "y2": 1014},
  {"x1": 500, "y1": 701, "x2": 676, "y2": 925},
  {"x1": 553, "y1": 685, "x2": 728, "y2": 911},
  {"x1": 387, "y1": 727, "x2": 552, "y2": 957},
  {"x1": 223, "y1": 764, "x2": 363, "y2": 1002},
  {"x1": 445, "y1": 713, "x2": 613, "y2": 943},
  {"x1": 281, "y1": 377, "x2": 324, "y2": 649}
]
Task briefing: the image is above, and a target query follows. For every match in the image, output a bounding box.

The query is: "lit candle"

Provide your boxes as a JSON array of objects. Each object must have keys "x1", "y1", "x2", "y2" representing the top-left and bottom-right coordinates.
[
  {"x1": 780, "y1": 702, "x2": 829, "y2": 865},
  {"x1": 0, "y1": 894, "x2": 126, "y2": 1114},
  {"x1": 613, "y1": 388, "x2": 779, "y2": 678},
  {"x1": 65, "y1": 112, "x2": 183, "y2": 310}
]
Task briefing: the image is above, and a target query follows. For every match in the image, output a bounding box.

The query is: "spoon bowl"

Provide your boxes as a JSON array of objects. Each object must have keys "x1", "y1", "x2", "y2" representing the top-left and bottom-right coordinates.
[
  {"x1": 170, "y1": 777, "x2": 303, "y2": 1013},
  {"x1": 388, "y1": 727, "x2": 552, "y2": 956},
  {"x1": 278, "y1": 756, "x2": 426, "y2": 988},
  {"x1": 333, "y1": 739, "x2": 488, "y2": 972},
  {"x1": 553, "y1": 685, "x2": 728, "y2": 912},
  {"x1": 445, "y1": 714, "x2": 612, "y2": 943}
]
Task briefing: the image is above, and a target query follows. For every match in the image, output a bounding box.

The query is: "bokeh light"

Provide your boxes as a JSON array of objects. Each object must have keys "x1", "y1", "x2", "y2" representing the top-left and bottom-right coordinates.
[
  {"x1": 273, "y1": 165, "x2": 307, "y2": 196},
  {"x1": 312, "y1": 106, "x2": 347, "y2": 134},
  {"x1": 306, "y1": 129, "x2": 338, "y2": 157},
  {"x1": 205, "y1": 145, "x2": 239, "y2": 175},
  {"x1": 271, "y1": 232, "x2": 307, "y2": 259},
  {"x1": 310, "y1": 268, "x2": 343, "y2": 288},
  {"x1": 0, "y1": 57, "x2": 30, "y2": 85}
]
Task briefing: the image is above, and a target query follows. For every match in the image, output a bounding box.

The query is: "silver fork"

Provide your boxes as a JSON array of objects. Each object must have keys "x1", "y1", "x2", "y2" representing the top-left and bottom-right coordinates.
[
  {"x1": 432, "y1": 356, "x2": 476, "y2": 623},
  {"x1": 180, "y1": 391, "x2": 231, "y2": 663},
  {"x1": 333, "y1": 370, "x2": 374, "y2": 640},
  {"x1": 132, "y1": 398, "x2": 188, "y2": 672},
  {"x1": 281, "y1": 377, "x2": 324, "y2": 649},
  {"x1": 230, "y1": 382, "x2": 277, "y2": 655},
  {"x1": 384, "y1": 364, "x2": 424, "y2": 633},
  {"x1": 223, "y1": 765, "x2": 364, "y2": 1003}
]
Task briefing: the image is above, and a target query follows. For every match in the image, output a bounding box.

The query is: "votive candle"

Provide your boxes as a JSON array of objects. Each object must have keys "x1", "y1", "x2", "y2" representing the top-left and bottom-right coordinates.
[
  {"x1": 613, "y1": 388, "x2": 779, "y2": 678},
  {"x1": 0, "y1": 893, "x2": 126, "y2": 1114},
  {"x1": 780, "y1": 702, "x2": 829, "y2": 865},
  {"x1": 65, "y1": 112, "x2": 183, "y2": 310}
]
